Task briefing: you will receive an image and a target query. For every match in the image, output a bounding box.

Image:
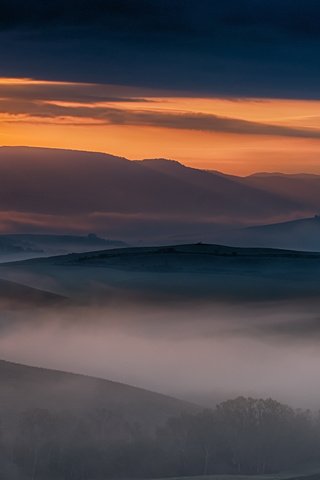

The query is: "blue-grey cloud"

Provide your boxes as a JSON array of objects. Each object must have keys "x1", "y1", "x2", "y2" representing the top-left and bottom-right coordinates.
[{"x1": 1, "y1": 1, "x2": 320, "y2": 98}]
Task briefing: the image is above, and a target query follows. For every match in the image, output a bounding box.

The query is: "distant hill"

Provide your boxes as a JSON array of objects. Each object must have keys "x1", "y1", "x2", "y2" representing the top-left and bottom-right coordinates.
[
  {"x1": 0, "y1": 146, "x2": 310, "y2": 242},
  {"x1": 2, "y1": 146, "x2": 320, "y2": 243},
  {"x1": 240, "y1": 216, "x2": 320, "y2": 251},
  {"x1": 243, "y1": 172, "x2": 320, "y2": 212},
  {"x1": 0, "y1": 233, "x2": 125, "y2": 262}
]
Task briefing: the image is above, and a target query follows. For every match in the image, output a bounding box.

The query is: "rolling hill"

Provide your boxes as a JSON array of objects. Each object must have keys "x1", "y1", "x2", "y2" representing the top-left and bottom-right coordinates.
[
  {"x1": 1, "y1": 243, "x2": 320, "y2": 304},
  {"x1": 0, "y1": 146, "x2": 311, "y2": 243},
  {"x1": 1, "y1": 360, "x2": 319, "y2": 480},
  {"x1": 0, "y1": 359, "x2": 198, "y2": 478},
  {"x1": 0, "y1": 358, "x2": 195, "y2": 428}
]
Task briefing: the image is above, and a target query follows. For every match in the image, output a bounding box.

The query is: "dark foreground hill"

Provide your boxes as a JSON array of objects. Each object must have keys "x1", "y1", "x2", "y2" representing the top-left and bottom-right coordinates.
[
  {"x1": 0, "y1": 359, "x2": 194, "y2": 427},
  {"x1": 0, "y1": 359, "x2": 197, "y2": 479},
  {"x1": 1, "y1": 361, "x2": 319, "y2": 480}
]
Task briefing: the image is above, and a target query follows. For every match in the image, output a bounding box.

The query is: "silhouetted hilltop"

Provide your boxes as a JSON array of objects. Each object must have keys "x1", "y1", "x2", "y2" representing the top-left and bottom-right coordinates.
[{"x1": 16, "y1": 242, "x2": 320, "y2": 267}]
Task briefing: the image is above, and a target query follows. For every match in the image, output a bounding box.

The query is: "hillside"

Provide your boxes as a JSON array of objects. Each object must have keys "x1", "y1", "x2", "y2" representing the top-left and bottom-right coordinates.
[
  {"x1": 0, "y1": 359, "x2": 195, "y2": 428},
  {"x1": 0, "y1": 278, "x2": 66, "y2": 308},
  {"x1": 2, "y1": 146, "x2": 320, "y2": 244},
  {"x1": 244, "y1": 172, "x2": 320, "y2": 211},
  {"x1": 0, "y1": 146, "x2": 308, "y2": 242},
  {"x1": 0, "y1": 359, "x2": 198, "y2": 478},
  {"x1": 1, "y1": 243, "x2": 320, "y2": 303}
]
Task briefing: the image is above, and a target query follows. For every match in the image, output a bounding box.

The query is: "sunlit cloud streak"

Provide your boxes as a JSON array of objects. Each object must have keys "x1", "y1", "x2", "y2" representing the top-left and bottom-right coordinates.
[
  {"x1": 2, "y1": 78, "x2": 320, "y2": 174},
  {"x1": 2, "y1": 78, "x2": 320, "y2": 139}
]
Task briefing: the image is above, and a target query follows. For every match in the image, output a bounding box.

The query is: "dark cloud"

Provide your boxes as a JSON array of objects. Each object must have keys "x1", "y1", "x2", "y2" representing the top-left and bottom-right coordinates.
[
  {"x1": 0, "y1": 84, "x2": 148, "y2": 103},
  {"x1": 2, "y1": 95, "x2": 320, "y2": 140},
  {"x1": 118, "y1": 111, "x2": 320, "y2": 139},
  {"x1": 1, "y1": 1, "x2": 320, "y2": 40},
  {"x1": 1, "y1": 1, "x2": 320, "y2": 97}
]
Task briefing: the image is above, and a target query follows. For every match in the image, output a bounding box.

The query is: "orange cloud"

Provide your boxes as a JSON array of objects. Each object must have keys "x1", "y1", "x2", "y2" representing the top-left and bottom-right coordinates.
[{"x1": 1, "y1": 77, "x2": 320, "y2": 174}]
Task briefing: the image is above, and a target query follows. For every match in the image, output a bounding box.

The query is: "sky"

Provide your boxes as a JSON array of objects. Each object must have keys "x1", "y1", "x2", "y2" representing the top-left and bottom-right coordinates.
[{"x1": 2, "y1": 1, "x2": 320, "y2": 173}]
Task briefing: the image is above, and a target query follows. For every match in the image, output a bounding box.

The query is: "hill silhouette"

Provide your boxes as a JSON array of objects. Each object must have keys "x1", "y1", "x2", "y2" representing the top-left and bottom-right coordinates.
[
  {"x1": 0, "y1": 146, "x2": 309, "y2": 242},
  {"x1": 2, "y1": 243, "x2": 320, "y2": 304}
]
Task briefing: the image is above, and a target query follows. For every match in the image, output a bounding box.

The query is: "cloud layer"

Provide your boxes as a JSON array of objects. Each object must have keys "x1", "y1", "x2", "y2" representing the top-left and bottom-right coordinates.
[
  {"x1": 1, "y1": 1, "x2": 320, "y2": 98},
  {"x1": 2, "y1": 79, "x2": 320, "y2": 140}
]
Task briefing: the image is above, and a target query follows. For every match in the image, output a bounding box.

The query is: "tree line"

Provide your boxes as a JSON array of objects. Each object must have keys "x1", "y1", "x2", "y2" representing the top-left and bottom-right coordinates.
[{"x1": 1, "y1": 396, "x2": 319, "y2": 479}]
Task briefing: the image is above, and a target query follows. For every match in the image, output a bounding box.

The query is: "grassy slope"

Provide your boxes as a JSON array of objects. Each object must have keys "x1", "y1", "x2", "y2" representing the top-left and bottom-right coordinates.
[{"x1": 0, "y1": 359, "x2": 197, "y2": 430}]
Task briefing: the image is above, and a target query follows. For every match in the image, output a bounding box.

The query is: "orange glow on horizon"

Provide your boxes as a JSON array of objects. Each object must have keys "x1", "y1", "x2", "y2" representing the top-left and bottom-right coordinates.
[{"x1": 1, "y1": 77, "x2": 320, "y2": 175}]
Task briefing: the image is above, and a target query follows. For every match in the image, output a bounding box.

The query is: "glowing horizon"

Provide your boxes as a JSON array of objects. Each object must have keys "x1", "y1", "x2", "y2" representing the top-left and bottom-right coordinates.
[{"x1": 2, "y1": 77, "x2": 320, "y2": 175}]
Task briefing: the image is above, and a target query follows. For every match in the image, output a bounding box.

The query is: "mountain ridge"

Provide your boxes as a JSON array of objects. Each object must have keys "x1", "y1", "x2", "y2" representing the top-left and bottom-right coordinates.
[{"x1": 0, "y1": 146, "x2": 319, "y2": 243}]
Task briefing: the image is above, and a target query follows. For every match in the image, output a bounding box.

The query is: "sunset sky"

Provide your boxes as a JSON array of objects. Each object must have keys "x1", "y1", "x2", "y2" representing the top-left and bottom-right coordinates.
[
  {"x1": 2, "y1": 77, "x2": 320, "y2": 174},
  {"x1": 2, "y1": 1, "x2": 320, "y2": 174}
]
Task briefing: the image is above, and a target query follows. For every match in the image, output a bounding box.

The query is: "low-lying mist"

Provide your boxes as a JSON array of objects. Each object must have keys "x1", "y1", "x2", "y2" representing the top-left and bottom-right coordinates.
[{"x1": 2, "y1": 298, "x2": 320, "y2": 409}]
